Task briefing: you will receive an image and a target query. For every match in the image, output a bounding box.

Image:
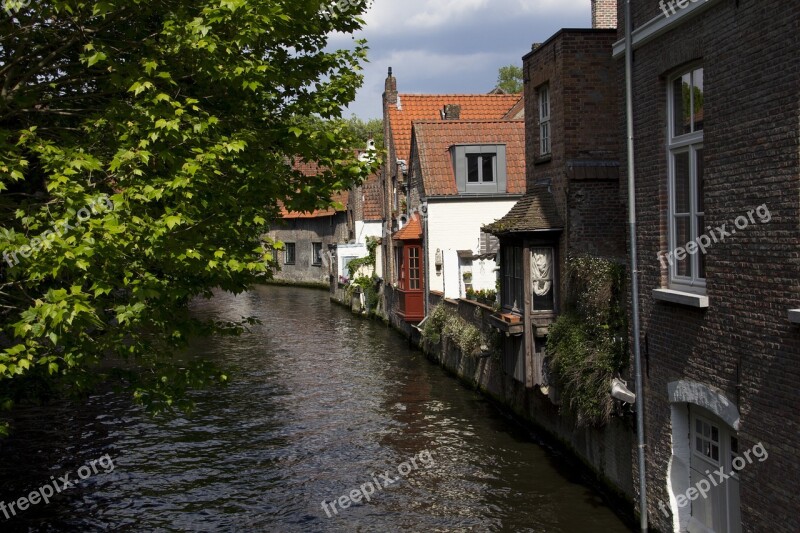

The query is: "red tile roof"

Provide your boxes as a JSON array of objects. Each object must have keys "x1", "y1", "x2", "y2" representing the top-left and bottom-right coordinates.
[
  {"x1": 388, "y1": 94, "x2": 521, "y2": 163},
  {"x1": 279, "y1": 159, "x2": 348, "y2": 219},
  {"x1": 411, "y1": 120, "x2": 526, "y2": 196},
  {"x1": 393, "y1": 212, "x2": 422, "y2": 241},
  {"x1": 361, "y1": 172, "x2": 383, "y2": 222}
]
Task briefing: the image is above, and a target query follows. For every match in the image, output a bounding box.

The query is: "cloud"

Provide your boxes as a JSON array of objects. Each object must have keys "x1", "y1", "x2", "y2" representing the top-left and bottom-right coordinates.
[{"x1": 327, "y1": 0, "x2": 599, "y2": 118}]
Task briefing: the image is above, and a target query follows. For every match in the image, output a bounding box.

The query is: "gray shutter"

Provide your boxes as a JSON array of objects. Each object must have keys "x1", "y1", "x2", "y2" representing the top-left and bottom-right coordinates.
[
  {"x1": 454, "y1": 146, "x2": 466, "y2": 193},
  {"x1": 496, "y1": 145, "x2": 507, "y2": 193}
]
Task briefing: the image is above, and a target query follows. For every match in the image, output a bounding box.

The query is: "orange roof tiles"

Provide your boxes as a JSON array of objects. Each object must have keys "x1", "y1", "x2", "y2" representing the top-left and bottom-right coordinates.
[
  {"x1": 388, "y1": 94, "x2": 521, "y2": 163},
  {"x1": 393, "y1": 212, "x2": 422, "y2": 241},
  {"x1": 411, "y1": 120, "x2": 526, "y2": 196},
  {"x1": 280, "y1": 189, "x2": 348, "y2": 219},
  {"x1": 361, "y1": 173, "x2": 383, "y2": 222},
  {"x1": 279, "y1": 159, "x2": 348, "y2": 219}
]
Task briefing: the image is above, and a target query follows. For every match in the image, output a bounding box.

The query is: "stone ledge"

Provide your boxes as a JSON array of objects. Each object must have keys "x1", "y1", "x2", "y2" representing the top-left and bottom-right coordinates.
[{"x1": 652, "y1": 288, "x2": 708, "y2": 308}]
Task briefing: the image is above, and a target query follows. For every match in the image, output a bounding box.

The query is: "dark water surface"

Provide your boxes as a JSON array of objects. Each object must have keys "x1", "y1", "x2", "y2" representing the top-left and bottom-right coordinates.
[{"x1": 0, "y1": 286, "x2": 632, "y2": 532}]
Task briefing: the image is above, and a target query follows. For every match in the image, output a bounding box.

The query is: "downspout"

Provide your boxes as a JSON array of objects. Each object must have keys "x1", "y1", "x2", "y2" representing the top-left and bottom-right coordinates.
[
  {"x1": 625, "y1": 1, "x2": 648, "y2": 531},
  {"x1": 422, "y1": 197, "x2": 430, "y2": 318}
]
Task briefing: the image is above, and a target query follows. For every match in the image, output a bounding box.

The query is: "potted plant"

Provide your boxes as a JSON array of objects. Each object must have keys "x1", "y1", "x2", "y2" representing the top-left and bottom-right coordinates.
[{"x1": 466, "y1": 287, "x2": 476, "y2": 301}]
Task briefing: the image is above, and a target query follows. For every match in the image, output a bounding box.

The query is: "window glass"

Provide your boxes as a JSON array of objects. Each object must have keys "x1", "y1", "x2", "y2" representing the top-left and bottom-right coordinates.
[
  {"x1": 467, "y1": 154, "x2": 480, "y2": 182},
  {"x1": 673, "y1": 73, "x2": 692, "y2": 136},
  {"x1": 285, "y1": 243, "x2": 296, "y2": 265},
  {"x1": 693, "y1": 68, "x2": 704, "y2": 132},
  {"x1": 482, "y1": 155, "x2": 494, "y2": 182},
  {"x1": 673, "y1": 152, "x2": 691, "y2": 213}
]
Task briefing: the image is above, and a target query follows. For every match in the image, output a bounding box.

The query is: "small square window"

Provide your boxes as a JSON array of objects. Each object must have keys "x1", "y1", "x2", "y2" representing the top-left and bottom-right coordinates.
[{"x1": 284, "y1": 243, "x2": 296, "y2": 265}]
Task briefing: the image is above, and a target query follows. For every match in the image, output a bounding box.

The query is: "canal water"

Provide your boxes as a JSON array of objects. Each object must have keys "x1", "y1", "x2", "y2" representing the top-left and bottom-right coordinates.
[{"x1": 0, "y1": 286, "x2": 632, "y2": 532}]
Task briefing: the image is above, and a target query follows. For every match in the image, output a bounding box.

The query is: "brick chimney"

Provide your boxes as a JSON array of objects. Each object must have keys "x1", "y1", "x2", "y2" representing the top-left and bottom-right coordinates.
[
  {"x1": 442, "y1": 104, "x2": 461, "y2": 120},
  {"x1": 591, "y1": 0, "x2": 617, "y2": 29},
  {"x1": 384, "y1": 67, "x2": 398, "y2": 107}
]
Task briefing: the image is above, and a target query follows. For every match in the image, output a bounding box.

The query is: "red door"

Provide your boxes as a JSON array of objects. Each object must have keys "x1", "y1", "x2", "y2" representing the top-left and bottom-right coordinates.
[{"x1": 399, "y1": 243, "x2": 424, "y2": 321}]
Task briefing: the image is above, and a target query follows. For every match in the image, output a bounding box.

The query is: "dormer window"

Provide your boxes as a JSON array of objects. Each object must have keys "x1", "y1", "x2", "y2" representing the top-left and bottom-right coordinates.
[
  {"x1": 453, "y1": 144, "x2": 507, "y2": 194},
  {"x1": 467, "y1": 153, "x2": 495, "y2": 183}
]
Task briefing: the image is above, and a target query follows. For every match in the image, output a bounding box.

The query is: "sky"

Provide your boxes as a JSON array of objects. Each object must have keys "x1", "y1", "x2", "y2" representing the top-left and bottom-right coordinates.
[{"x1": 327, "y1": 0, "x2": 593, "y2": 120}]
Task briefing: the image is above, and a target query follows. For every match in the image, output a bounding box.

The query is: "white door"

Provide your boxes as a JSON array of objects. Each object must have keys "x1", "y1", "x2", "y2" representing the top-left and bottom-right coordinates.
[{"x1": 688, "y1": 407, "x2": 742, "y2": 533}]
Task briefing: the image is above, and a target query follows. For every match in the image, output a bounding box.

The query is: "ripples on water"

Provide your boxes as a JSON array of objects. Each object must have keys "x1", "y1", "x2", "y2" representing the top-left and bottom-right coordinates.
[{"x1": 0, "y1": 286, "x2": 632, "y2": 532}]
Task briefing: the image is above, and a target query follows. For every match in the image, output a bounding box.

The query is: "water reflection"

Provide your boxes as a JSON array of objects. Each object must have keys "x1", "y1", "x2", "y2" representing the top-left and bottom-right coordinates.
[{"x1": 0, "y1": 286, "x2": 631, "y2": 532}]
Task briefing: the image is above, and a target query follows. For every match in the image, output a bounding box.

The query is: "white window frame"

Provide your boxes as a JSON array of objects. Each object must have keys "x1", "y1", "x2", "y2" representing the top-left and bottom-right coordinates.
[
  {"x1": 667, "y1": 67, "x2": 704, "y2": 293},
  {"x1": 539, "y1": 84, "x2": 551, "y2": 156}
]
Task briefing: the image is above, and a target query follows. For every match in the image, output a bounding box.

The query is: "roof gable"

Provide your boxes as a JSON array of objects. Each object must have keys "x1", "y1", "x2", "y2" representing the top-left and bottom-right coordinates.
[
  {"x1": 411, "y1": 120, "x2": 526, "y2": 197},
  {"x1": 388, "y1": 94, "x2": 521, "y2": 163}
]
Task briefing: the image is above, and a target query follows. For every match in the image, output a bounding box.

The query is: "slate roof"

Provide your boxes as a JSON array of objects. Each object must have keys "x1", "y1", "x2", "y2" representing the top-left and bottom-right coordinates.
[
  {"x1": 388, "y1": 94, "x2": 521, "y2": 163},
  {"x1": 412, "y1": 120, "x2": 526, "y2": 196},
  {"x1": 393, "y1": 212, "x2": 422, "y2": 241},
  {"x1": 483, "y1": 184, "x2": 564, "y2": 234}
]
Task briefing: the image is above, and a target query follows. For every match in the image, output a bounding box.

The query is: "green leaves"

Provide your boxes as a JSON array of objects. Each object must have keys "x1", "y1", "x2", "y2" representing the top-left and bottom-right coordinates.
[{"x1": 0, "y1": 0, "x2": 375, "y2": 430}]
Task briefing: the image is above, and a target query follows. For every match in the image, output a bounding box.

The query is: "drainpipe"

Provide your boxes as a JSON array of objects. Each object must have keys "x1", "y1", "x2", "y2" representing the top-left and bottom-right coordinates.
[
  {"x1": 625, "y1": 1, "x2": 648, "y2": 531},
  {"x1": 422, "y1": 197, "x2": 430, "y2": 318}
]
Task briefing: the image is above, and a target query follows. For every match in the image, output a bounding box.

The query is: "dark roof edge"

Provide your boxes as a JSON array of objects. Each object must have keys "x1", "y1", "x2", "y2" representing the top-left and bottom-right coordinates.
[{"x1": 522, "y1": 28, "x2": 618, "y2": 61}]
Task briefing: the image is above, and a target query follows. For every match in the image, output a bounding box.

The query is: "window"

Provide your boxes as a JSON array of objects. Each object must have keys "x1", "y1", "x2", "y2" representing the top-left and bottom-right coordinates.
[
  {"x1": 408, "y1": 246, "x2": 421, "y2": 290},
  {"x1": 539, "y1": 84, "x2": 551, "y2": 155},
  {"x1": 284, "y1": 242, "x2": 296, "y2": 265},
  {"x1": 312, "y1": 242, "x2": 323, "y2": 266},
  {"x1": 501, "y1": 245, "x2": 523, "y2": 313},
  {"x1": 453, "y1": 145, "x2": 507, "y2": 193},
  {"x1": 467, "y1": 154, "x2": 495, "y2": 183},
  {"x1": 531, "y1": 247, "x2": 555, "y2": 312},
  {"x1": 668, "y1": 67, "x2": 704, "y2": 291}
]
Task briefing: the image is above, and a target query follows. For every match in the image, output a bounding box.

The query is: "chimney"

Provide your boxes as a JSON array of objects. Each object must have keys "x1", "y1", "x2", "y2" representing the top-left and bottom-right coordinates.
[
  {"x1": 441, "y1": 104, "x2": 461, "y2": 120},
  {"x1": 591, "y1": 0, "x2": 617, "y2": 29},
  {"x1": 384, "y1": 67, "x2": 398, "y2": 107}
]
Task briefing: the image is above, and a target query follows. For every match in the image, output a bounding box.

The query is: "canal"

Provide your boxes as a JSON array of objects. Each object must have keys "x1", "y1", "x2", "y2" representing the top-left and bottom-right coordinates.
[{"x1": 0, "y1": 286, "x2": 632, "y2": 532}]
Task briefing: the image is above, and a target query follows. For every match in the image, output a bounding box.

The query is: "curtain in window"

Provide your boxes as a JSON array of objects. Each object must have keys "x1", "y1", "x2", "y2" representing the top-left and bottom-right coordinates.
[{"x1": 530, "y1": 248, "x2": 553, "y2": 297}]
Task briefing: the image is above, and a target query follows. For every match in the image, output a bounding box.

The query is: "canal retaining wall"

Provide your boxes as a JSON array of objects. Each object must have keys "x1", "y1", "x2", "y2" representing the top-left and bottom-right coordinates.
[{"x1": 333, "y1": 284, "x2": 636, "y2": 512}]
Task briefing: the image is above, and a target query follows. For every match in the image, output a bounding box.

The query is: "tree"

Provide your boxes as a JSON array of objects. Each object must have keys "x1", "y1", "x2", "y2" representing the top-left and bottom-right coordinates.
[
  {"x1": 496, "y1": 65, "x2": 523, "y2": 94},
  {"x1": 344, "y1": 115, "x2": 384, "y2": 151},
  {"x1": 0, "y1": 0, "x2": 376, "y2": 432}
]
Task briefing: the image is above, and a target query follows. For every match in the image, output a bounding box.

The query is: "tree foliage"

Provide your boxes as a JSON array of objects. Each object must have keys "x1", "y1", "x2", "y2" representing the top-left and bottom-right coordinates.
[
  {"x1": 0, "y1": 0, "x2": 376, "y2": 429},
  {"x1": 496, "y1": 65, "x2": 523, "y2": 94}
]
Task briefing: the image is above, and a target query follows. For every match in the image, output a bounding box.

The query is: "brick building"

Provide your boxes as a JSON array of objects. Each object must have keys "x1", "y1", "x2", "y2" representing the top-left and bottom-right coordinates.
[
  {"x1": 614, "y1": 0, "x2": 800, "y2": 531},
  {"x1": 268, "y1": 161, "x2": 349, "y2": 287},
  {"x1": 378, "y1": 74, "x2": 522, "y2": 324},
  {"x1": 485, "y1": 14, "x2": 624, "y2": 409}
]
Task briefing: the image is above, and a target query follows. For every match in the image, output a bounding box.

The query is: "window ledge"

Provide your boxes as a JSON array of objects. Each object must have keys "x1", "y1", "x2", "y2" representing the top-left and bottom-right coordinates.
[
  {"x1": 653, "y1": 288, "x2": 708, "y2": 308},
  {"x1": 789, "y1": 309, "x2": 800, "y2": 324},
  {"x1": 534, "y1": 155, "x2": 552, "y2": 165}
]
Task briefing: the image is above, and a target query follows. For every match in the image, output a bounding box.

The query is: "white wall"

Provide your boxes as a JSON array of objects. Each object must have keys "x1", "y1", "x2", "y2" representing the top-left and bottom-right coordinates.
[
  {"x1": 355, "y1": 221, "x2": 384, "y2": 245},
  {"x1": 426, "y1": 199, "x2": 518, "y2": 299}
]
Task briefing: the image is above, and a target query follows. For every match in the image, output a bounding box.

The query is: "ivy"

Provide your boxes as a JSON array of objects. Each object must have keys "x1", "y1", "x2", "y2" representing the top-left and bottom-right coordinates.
[{"x1": 546, "y1": 255, "x2": 628, "y2": 428}]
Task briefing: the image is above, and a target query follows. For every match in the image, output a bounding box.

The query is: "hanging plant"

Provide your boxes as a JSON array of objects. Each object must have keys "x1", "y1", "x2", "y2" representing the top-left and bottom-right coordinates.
[{"x1": 546, "y1": 255, "x2": 628, "y2": 427}]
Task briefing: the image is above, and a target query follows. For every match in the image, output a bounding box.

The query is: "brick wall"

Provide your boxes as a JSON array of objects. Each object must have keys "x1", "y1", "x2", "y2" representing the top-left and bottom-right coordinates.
[
  {"x1": 591, "y1": 0, "x2": 618, "y2": 29},
  {"x1": 617, "y1": 0, "x2": 800, "y2": 530},
  {"x1": 523, "y1": 29, "x2": 625, "y2": 307}
]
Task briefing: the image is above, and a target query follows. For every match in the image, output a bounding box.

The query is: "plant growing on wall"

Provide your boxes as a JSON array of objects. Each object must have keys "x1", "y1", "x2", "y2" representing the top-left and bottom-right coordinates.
[
  {"x1": 546, "y1": 255, "x2": 628, "y2": 427},
  {"x1": 421, "y1": 304, "x2": 483, "y2": 357}
]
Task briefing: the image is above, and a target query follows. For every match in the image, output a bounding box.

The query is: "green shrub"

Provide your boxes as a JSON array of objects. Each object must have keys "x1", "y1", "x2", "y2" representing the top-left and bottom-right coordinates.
[
  {"x1": 422, "y1": 304, "x2": 483, "y2": 356},
  {"x1": 546, "y1": 255, "x2": 628, "y2": 427}
]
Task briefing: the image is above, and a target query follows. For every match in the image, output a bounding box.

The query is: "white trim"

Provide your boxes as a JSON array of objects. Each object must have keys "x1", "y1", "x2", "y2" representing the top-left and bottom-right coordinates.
[
  {"x1": 789, "y1": 309, "x2": 800, "y2": 324},
  {"x1": 653, "y1": 288, "x2": 708, "y2": 308},
  {"x1": 612, "y1": 0, "x2": 724, "y2": 58}
]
